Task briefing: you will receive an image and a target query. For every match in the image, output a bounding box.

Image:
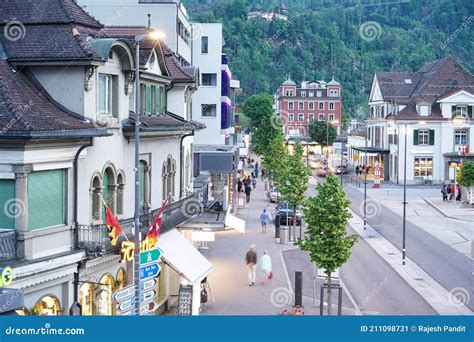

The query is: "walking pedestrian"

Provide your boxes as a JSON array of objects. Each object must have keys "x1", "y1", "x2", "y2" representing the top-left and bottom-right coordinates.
[
  {"x1": 456, "y1": 184, "x2": 462, "y2": 201},
  {"x1": 261, "y1": 168, "x2": 265, "y2": 181},
  {"x1": 355, "y1": 165, "x2": 360, "y2": 177},
  {"x1": 441, "y1": 184, "x2": 448, "y2": 202},
  {"x1": 237, "y1": 178, "x2": 243, "y2": 193},
  {"x1": 361, "y1": 166, "x2": 365, "y2": 176},
  {"x1": 245, "y1": 245, "x2": 257, "y2": 286},
  {"x1": 260, "y1": 209, "x2": 270, "y2": 234},
  {"x1": 449, "y1": 183, "x2": 454, "y2": 201},
  {"x1": 252, "y1": 175, "x2": 257, "y2": 190},
  {"x1": 258, "y1": 251, "x2": 272, "y2": 285},
  {"x1": 245, "y1": 184, "x2": 252, "y2": 203}
]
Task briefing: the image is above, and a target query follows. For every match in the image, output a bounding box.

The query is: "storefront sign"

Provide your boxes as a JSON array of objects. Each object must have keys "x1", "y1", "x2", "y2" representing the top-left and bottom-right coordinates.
[
  {"x1": 139, "y1": 263, "x2": 160, "y2": 281},
  {"x1": 113, "y1": 285, "x2": 135, "y2": 302},
  {"x1": 0, "y1": 267, "x2": 13, "y2": 287},
  {"x1": 139, "y1": 279, "x2": 157, "y2": 293},
  {"x1": 120, "y1": 237, "x2": 156, "y2": 263},
  {"x1": 140, "y1": 248, "x2": 161, "y2": 265}
]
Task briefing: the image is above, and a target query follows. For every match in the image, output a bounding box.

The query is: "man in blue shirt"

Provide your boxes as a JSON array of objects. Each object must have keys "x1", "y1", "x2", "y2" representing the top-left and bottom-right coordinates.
[{"x1": 260, "y1": 209, "x2": 270, "y2": 234}]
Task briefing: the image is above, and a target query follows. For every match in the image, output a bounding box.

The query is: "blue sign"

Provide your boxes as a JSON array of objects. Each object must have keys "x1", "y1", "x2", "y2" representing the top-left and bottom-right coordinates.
[{"x1": 139, "y1": 263, "x2": 160, "y2": 281}]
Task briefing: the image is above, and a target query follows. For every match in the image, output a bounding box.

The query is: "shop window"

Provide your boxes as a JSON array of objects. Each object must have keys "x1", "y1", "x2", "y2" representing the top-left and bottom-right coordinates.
[
  {"x1": 95, "y1": 274, "x2": 115, "y2": 316},
  {"x1": 28, "y1": 170, "x2": 64, "y2": 230},
  {"x1": 0, "y1": 179, "x2": 15, "y2": 229},
  {"x1": 32, "y1": 295, "x2": 61, "y2": 316},
  {"x1": 414, "y1": 157, "x2": 433, "y2": 177},
  {"x1": 79, "y1": 283, "x2": 94, "y2": 316}
]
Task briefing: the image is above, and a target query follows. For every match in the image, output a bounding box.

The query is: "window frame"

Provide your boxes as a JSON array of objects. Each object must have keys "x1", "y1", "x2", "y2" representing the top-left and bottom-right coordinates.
[
  {"x1": 298, "y1": 101, "x2": 304, "y2": 110},
  {"x1": 201, "y1": 36, "x2": 209, "y2": 53},
  {"x1": 288, "y1": 101, "x2": 294, "y2": 110},
  {"x1": 418, "y1": 129, "x2": 430, "y2": 146},
  {"x1": 201, "y1": 104, "x2": 217, "y2": 118},
  {"x1": 288, "y1": 113, "x2": 294, "y2": 122},
  {"x1": 298, "y1": 113, "x2": 304, "y2": 122},
  {"x1": 319, "y1": 102, "x2": 324, "y2": 110},
  {"x1": 201, "y1": 73, "x2": 217, "y2": 87},
  {"x1": 414, "y1": 157, "x2": 433, "y2": 177},
  {"x1": 98, "y1": 73, "x2": 117, "y2": 117}
]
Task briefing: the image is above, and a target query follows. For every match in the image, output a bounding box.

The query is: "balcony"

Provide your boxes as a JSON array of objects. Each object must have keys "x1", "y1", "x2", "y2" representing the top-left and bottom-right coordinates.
[
  {"x1": 0, "y1": 231, "x2": 17, "y2": 262},
  {"x1": 77, "y1": 195, "x2": 201, "y2": 256}
]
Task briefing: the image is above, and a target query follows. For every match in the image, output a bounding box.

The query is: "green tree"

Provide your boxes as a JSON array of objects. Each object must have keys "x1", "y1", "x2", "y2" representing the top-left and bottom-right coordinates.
[
  {"x1": 262, "y1": 130, "x2": 288, "y2": 182},
  {"x1": 298, "y1": 174, "x2": 357, "y2": 315},
  {"x1": 308, "y1": 120, "x2": 337, "y2": 147},
  {"x1": 277, "y1": 142, "x2": 310, "y2": 240},
  {"x1": 252, "y1": 113, "x2": 282, "y2": 157},
  {"x1": 459, "y1": 161, "x2": 474, "y2": 187},
  {"x1": 242, "y1": 93, "x2": 274, "y2": 127}
]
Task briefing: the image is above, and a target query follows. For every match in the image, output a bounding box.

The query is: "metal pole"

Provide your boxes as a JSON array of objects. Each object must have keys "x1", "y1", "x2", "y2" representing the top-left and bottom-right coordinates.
[
  {"x1": 134, "y1": 41, "x2": 142, "y2": 315},
  {"x1": 402, "y1": 123, "x2": 407, "y2": 266},
  {"x1": 326, "y1": 121, "x2": 329, "y2": 163},
  {"x1": 363, "y1": 132, "x2": 368, "y2": 230}
]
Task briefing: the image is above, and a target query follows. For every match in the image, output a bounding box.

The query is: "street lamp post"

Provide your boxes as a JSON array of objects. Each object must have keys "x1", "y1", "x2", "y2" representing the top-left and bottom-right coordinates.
[
  {"x1": 133, "y1": 31, "x2": 164, "y2": 316},
  {"x1": 363, "y1": 130, "x2": 368, "y2": 230},
  {"x1": 401, "y1": 123, "x2": 407, "y2": 266}
]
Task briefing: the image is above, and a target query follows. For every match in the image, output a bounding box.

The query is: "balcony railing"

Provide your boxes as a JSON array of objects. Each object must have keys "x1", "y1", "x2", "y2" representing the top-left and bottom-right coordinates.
[
  {"x1": 77, "y1": 195, "x2": 201, "y2": 256},
  {"x1": 0, "y1": 231, "x2": 17, "y2": 261}
]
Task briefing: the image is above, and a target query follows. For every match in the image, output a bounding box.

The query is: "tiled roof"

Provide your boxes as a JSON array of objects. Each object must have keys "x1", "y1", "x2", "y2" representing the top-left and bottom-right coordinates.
[
  {"x1": 0, "y1": 0, "x2": 102, "y2": 28},
  {"x1": 164, "y1": 55, "x2": 194, "y2": 81},
  {"x1": 124, "y1": 111, "x2": 205, "y2": 132},
  {"x1": 0, "y1": 60, "x2": 103, "y2": 136},
  {"x1": 375, "y1": 71, "x2": 422, "y2": 102}
]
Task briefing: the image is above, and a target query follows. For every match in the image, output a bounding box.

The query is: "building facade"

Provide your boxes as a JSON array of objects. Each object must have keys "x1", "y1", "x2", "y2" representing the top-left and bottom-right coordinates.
[
  {"x1": 0, "y1": 0, "x2": 211, "y2": 316},
  {"x1": 275, "y1": 77, "x2": 343, "y2": 138},
  {"x1": 364, "y1": 56, "x2": 474, "y2": 184}
]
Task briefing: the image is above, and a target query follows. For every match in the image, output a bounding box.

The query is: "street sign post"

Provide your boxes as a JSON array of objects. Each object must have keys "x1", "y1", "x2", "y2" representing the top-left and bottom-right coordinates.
[
  {"x1": 140, "y1": 248, "x2": 161, "y2": 265},
  {"x1": 113, "y1": 285, "x2": 135, "y2": 302},
  {"x1": 140, "y1": 290, "x2": 156, "y2": 303},
  {"x1": 118, "y1": 297, "x2": 136, "y2": 313},
  {"x1": 140, "y1": 278, "x2": 157, "y2": 292},
  {"x1": 139, "y1": 263, "x2": 160, "y2": 281}
]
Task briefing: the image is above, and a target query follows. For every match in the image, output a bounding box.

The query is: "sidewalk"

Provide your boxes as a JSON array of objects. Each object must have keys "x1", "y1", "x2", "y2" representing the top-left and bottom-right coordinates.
[
  {"x1": 199, "y1": 162, "x2": 356, "y2": 315},
  {"x1": 423, "y1": 197, "x2": 474, "y2": 221}
]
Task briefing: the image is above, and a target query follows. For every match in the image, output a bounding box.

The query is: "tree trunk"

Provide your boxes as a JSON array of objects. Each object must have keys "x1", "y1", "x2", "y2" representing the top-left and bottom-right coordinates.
[
  {"x1": 293, "y1": 204, "x2": 297, "y2": 241},
  {"x1": 327, "y1": 273, "x2": 332, "y2": 316}
]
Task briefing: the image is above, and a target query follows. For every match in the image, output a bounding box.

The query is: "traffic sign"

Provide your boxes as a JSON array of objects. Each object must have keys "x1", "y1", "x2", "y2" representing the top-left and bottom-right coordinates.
[
  {"x1": 139, "y1": 263, "x2": 160, "y2": 281},
  {"x1": 140, "y1": 279, "x2": 157, "y2": 292},
  {"x1": 140, "y1": 248, "x2": 161, "y2": 265},
  {"x1": 113, "y1": 285, "x2": 135, "y2": 302},
  {"x1": 140, "y1": 290, "x2": 156, "y2": 303},
  {"x1": 140, "y1": 301, "x2": 158, "y2": 315},
  {"x1": 117, "y1": 297, "x2": 136, "y2": 313}
]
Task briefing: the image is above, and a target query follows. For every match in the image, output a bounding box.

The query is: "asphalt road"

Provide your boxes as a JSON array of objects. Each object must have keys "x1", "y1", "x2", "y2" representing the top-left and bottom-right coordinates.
[{"x1": 344, "y1": 184, "x2": 473, "y2": 311}]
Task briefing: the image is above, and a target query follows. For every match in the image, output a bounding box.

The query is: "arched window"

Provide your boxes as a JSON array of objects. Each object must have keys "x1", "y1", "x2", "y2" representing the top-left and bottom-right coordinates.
[
  {"x1": 32, "y1": 295, "x2": 61, "y2": 316},
  {"x1": 116, "y1": 268, "x2": 127, "y2": 290},
  {"x1": 116, "y1": 172, "x2": 125, "y2": 216},
  {"x1": 91, "y1": 174, "x2": 102, "y2": 221},
  {"x1": 185, "y1": 151, "x2": 192, "y2": 193},
  {"x1": 95, "y1": 274, "x2": 115, "y2": 316},
  {"x1": 139, "y1": 161, "x2": 150, "y2": 214},
  {"x1": 79, "y1": 283, "x2": 94, "y2": 316},
  {"x1": 162, "y1": 156, "x2": 177, "y2": 201},
  {"x1": 102, "y1": 166, "x2": 117, "y2": 219}
]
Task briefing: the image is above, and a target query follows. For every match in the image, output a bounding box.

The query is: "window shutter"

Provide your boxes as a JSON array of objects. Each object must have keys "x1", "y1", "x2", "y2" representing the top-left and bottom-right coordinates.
[
  {"x1": 0, "y1": 180, "x2": 15, "y2": 229},
  {"x1": 413, "y1": 129, "x2": 419, "y2": 145},
  {"x1": 154, "y1": 86, "x2": 160, "y2": 115},
  {"x1": 451, "y1": 105, "x2": 457, "y2": 117},
  {"x1": 468, "y1": 106, "x2": 473, "y2": 119},
  {"x1": 145, "y1": 84, "x2": 151, "y2": 115},
  {"x1": 28, "y1": 170, "x2": 64, "y2": 230},
  {"x1": 163, "y1": 86, "x2": 167, "y2": 114},
  {"x1": 429, "y1": 130, "x2": 435, "y2": 145}
]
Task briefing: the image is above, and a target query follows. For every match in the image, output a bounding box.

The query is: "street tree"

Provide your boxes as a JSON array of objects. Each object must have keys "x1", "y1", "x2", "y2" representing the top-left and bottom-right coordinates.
[
  {"x1": 277, "y1": 142, "x2": 310, "y2": 240},
  {"x1": 297, "y1": 174, "x2": 358, "y2": 315},
  {"x1": 262, "y1": 130, "x2": 288, "y2": 183},
  {"x1": 242, "y1": 93, "x2": 274, "y2": 127},
  {"x1": 308, "y1": 120, "x2": 337, "y2": 147},
  {"x1": 252, "y1": 112, "x2": 282, "y2": 157}
]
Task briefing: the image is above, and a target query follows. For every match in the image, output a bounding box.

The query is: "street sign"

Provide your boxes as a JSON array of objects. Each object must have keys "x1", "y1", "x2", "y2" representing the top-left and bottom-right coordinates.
[
  {"x1": 117, "y1": 297, "x2": 136, "y2": 313},
  {"x1": 140, "y1": 278, "x2": 157, "y2": 292},
  {"x1": 140, "y1": 248, "x2": 161, "y2": 265},
  {"x1": 139, "y1": 263, "x2": 160, "y2": 281},
  {"x1": 113, "y1": 285, "x2": 135, "y2": 302},
  {"x1": 118, "y1": 309, "x2": 135, "y2": 316},
  {"x1": 140, "y1": 290, "x2": 156, "y2": 303},
  {"x1": 140, "y1": 301, "x2": 158, "y2": 315}
]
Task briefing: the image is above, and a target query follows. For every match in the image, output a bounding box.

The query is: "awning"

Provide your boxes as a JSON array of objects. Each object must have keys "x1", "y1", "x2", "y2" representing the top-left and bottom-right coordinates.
[
  {"x1": 156, "y1": 229, "x2": 213, "y2": 284},
  {"x1": 225, "y1": 213, "x2": 246, "y2": 234}
]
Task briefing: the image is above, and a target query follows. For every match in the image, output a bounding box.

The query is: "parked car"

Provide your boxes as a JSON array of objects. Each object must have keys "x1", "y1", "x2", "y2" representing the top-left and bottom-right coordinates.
[
  {"x1": 276, "y1": 202, "x2": 302, "y2": 225},
  {"x1": 316, "y1": 166, "x2": 328, "y2": 177},
  {"x1": 334, "y1": 165, "x2": 349, "y2": 174},
  {"x1": 269, "y1": 188, "x2": 281, "y2": 203}
]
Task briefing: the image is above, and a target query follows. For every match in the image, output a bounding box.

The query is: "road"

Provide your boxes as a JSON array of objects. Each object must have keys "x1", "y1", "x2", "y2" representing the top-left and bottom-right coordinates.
[
  {"x1": 344, "y1": 184, "x2": 473, "y2": 311},
  {"x1": 305, "y1": 176, "x2": 438, "y2": 314}
]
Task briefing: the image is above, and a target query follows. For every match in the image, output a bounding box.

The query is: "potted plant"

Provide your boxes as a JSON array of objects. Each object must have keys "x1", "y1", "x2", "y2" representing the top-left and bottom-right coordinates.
[{"x1": 458, "y1": 161, "x2": 474, "y2": 205}]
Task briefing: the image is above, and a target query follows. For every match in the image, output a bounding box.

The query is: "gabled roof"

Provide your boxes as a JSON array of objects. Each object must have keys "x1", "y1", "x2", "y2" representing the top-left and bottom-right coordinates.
[
  {"x1": 123, "y1": 111, "x2": 205, "y2": 133},
  {"x1": 0, "y1": 0, "x2": 102, "y2": 28},
  {"x1": 0, "y1": 60, "x2": 106, "y2": 138},
  {"x1": 374, "y1": 71, "x2": 422, "y2": 103}
]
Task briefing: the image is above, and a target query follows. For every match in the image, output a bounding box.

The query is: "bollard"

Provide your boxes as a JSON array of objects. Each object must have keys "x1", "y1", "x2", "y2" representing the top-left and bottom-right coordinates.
[
  {"x1": 275, "y1": 214, "x2": 280, "y2": 238},
  {"x1": 295, "y1": 271, "x2": 303, "y2": 307},
  {"x1": 280, "y1": 227, "x2": 288, "y2": 244}
]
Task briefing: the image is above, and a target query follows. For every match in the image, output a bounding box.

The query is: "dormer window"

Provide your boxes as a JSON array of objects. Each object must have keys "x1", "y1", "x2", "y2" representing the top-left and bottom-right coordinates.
[
  {"x1": 98, "y1": 73, "x2": 117, "y2": 117},
  {"x1": 404, "y1": 79, "x2": 412, "y2": 84},
  {"x1": 419, "y1": 105, "x2": 430, "y2": 116},
  {"x1": 301, "y1": 91, "x2": 306, "y2": 97},
  {"x1": 309, "y1": 91, "x2": 314, "y2": 97},
  {"x1": 316, "y1": 91, "x2": 322, "y2": 97},
  {"x1": 457, "y1": 105, "x2": 467, "y2": 117}
]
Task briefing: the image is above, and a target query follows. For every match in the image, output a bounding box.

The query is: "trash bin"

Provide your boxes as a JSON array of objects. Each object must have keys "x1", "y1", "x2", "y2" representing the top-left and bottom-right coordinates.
[
  {"x1": 280, "y1": 227, "x2": 289, "y2": 245},
  {"x1": 274, "y1": 214, "x2": 280, "y2": 238}
]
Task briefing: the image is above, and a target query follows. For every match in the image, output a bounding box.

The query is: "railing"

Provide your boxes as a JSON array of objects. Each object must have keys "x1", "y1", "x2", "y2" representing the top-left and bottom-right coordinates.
[
  {"x1": 0, "y1": 231, "x2": 17, "y2": 261},
  {"x1": 77, "y1": 195, "x2": 201, "y2": 256},
  {"x1": 350, "y1": 176, "x2": 362, "y2": 188}
]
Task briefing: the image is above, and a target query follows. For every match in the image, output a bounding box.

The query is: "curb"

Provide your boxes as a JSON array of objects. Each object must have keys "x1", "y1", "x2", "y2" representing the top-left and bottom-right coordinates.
[{"x1": 422, "y1": 197, "x2": 449, "y2": 218}]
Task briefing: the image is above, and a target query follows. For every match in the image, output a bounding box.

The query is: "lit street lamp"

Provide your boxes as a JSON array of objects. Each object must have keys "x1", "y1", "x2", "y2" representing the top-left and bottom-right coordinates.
[{"x1": 133, "y1": 30, "x2": 165, "y2": 316}]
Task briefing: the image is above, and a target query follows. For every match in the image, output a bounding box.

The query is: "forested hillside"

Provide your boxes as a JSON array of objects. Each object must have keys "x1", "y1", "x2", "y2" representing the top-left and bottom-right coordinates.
[{"x1": 182, "y1": 0, "x2": 473, "y2": 119}]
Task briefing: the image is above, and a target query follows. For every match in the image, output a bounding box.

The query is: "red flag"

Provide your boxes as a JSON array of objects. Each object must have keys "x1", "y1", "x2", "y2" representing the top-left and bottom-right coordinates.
[
  {"x1": 147, "y1": 200, "x2": 167, "y2": 246},
  {"x1": 105, "y1": 205, "x2": 122, "y2": 246}
]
